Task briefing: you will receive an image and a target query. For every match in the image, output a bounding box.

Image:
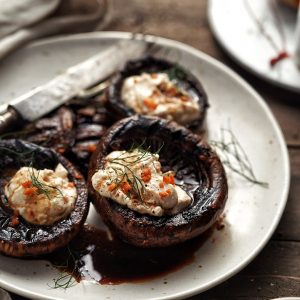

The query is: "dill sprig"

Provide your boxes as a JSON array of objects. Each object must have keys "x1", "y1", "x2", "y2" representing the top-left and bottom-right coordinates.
[
  {"x1": 49, "y1": 246, "x2": 80, "y2": 290},
  {"x1": 28, "y1": 166, "x2": 64, "y2": 200},
  {"x1": 51, "y1": 272, "x2": 77, "y2": 290},
  {"x1": 210, "y1": 127, "x2": 269, "y2": 188},
  {"x1": 106, "y1": 141, "x2": 164, "y2": 202},
  {"x1": 108, "y1": 152, "x2": 148, "y2": 202},
  {"x1": 164, "y1": 64, "x2": 186, "y2": 81}
]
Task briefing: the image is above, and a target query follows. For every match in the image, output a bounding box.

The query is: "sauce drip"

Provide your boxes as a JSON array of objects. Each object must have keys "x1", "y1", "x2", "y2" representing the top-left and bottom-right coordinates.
[{"x1": 46, "y1": 224, "x2": 213, "y2": 285}]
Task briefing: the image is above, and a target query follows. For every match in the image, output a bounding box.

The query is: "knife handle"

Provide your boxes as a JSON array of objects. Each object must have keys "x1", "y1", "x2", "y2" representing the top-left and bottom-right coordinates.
[{"x1": 0, "y1": 106, "x2": 23, "y2": 135}]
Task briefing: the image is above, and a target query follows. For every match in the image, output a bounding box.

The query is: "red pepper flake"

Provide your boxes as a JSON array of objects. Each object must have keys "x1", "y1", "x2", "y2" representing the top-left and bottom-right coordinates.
[
  {"x1": 87, "y1": 144, "x2": 97, "y2": 153},
  {"x1": 141, "y1": 167, "x2": 152, "y2": 183},
  {"x1": 163, "y1": 174, "x2": 175, "y2": 185},
  {"x1": 180, "y1": 95, "x2": 189, "y2": 102},
  {"x1": 143, "y1": 98, "x2": 158, "y2": 110},
  {"x1": 97, "y1": 180, "x2": 104, "y2": 189},
  {"x1": 166, "y1": 189, "x2": 171, "y2": 195},
  {"x1": 159, "y1": 182, "x2": 164, "y2": 188},
  {"x1": 165, "y1": 87, "x2": 178, "y2": 97},
  {"x1": 57, "y1": 147, "x2": 65, "y2": 154},
  {"x1": 120, "y1": 181, "x2": 131, "y2": 194},
  {"x1": 270, "y1": 51, "x2": 289, "y2": 67},
  {"x1": 151, "y1": 90, "x2": 160, "y2": 97},
  {"x1": 159, "y1": 191, "x2": 169, "y2": 198},
  {"x1": 10, "y1": 215, "x2": 20, "y2": 227},
  {"x1": 74, "y1": 173, "x2": 83, "y2": 179},
  {"x1": 108, "y1": 183, "x2": 116, "y2": 192},
  {"x1": 23, "y1": 187, "x2": 38, "y2": 196},
  {"x1": 21, "y1": 180, "x2": 32, "y2": 188}
]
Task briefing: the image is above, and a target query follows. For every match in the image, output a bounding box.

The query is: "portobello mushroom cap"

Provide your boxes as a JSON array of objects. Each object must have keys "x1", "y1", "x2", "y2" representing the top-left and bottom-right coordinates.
[
  {"x1": 107, "y1": 56, "x2": 209, "y2": 128},
  {"x1": 0, "y1": 139, "x2": 89, "y2": 257},
  {"x1": 88, "y1": 115, "x2": 228, "y2": 248}
]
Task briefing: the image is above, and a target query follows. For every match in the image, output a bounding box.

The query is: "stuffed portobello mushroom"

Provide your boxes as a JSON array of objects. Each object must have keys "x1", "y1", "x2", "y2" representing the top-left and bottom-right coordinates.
[
  {"x1": 0, "y1": 140, "x2": 89, "y2": 257},
  {"x1": 107, "y1": 56, "x2": 208, "y2": 129},
  {"x1": 88, "y1": 115, "x2": 227, "y2": 248}
]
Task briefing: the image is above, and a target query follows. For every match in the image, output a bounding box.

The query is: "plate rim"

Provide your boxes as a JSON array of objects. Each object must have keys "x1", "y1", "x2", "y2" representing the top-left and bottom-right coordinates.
[
  {"x1": 0, "y1": 31, "x2": 290, "y2": 300},
  {"x1": 207, "y1": 0, "x2": 300, "y2": 94}
]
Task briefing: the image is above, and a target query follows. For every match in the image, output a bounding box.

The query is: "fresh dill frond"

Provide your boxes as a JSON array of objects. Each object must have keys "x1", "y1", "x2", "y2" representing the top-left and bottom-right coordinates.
[
  {"x1": 51, "y1": 272, "x2": 77, "y2": 290},
  {"x1": 28, "y1": 166, "x2": 64, "y2": 200},
  {"x1": 154, "y1": 142, "x2": 165, "y2": 155},
  {"x1": 164, "y1": 64, "x2": 186, "y2": 81},
  {"x1": 210, "y1": 127, "x2": 269, "y2": 188},
  {"x1": 49, "y1": 246, "x2": 80, "y2": 290},
  {"x1": 106, "y1": 141, "x2": 164, "y2": 202},
  {"x1": 29, "y1": 168, "x2": 52, "y2": 200}
]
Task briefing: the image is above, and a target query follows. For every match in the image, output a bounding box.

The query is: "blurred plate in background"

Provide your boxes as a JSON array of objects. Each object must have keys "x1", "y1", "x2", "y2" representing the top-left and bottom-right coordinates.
[{"x1": 208, "y1": 0, "x2": 300, "y2": 93}]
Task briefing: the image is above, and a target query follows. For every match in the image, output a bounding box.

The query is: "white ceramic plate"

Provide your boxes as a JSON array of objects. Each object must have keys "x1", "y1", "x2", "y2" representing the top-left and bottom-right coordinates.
[
  {"x1": 0, "y1": 32, "x2": 290, "y2": 300},
  {"x1": 208, "y1": 0, "x2": 300, "y2": 93}
]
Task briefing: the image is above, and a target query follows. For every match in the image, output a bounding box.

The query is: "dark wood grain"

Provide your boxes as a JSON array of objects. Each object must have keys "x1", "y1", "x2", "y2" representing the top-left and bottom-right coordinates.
[
  {"x1": 275, "y1": 148, "x2": 300, "y2": 241},
  {"x1": 197, "y1": 241, "x2": 300, "y2": 299}
]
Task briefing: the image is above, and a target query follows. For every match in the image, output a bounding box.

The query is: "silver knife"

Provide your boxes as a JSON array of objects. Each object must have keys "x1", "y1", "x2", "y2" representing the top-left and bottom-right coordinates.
[{"x1": 0, "y1": 39, "x2": 151, "y2": 134}]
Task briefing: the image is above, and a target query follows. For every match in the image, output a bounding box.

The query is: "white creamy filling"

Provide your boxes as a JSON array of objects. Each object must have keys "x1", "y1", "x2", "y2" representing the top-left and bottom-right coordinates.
[
  {"x1": 91, "y1": 149, "x2": 192, "y2": 217},
  {"x1": 121, "y1": 72, "x2": 200, "y2": 125},
  {"x1": 4, "y1": 163, "x2": 77, "y2": 225}
]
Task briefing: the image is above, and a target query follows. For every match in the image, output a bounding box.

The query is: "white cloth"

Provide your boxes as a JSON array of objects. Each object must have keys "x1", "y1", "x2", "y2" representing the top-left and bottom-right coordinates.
[
  {"x1": 0, "y1": 0, "x2": 109, "y2": 60},
  {"x1": 0, "y1": 288, "x2": 11, "y2": 300}
]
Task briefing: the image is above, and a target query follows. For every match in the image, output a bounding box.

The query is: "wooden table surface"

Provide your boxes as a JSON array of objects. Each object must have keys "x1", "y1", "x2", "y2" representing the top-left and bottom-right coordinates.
[{"x1": 11, "y1": 0, "x2": 300, "y2": 299}]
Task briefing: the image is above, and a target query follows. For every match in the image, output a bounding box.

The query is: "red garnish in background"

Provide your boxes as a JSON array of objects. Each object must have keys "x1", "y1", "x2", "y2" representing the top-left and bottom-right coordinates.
[{"x1": 270, "y1": 51, "x2": 289, "y2": 67}]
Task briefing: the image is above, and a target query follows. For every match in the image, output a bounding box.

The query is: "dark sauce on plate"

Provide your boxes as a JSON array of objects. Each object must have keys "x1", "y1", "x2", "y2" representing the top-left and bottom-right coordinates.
[{"x1": 46, "y1": 224, "x2": 214, "y2": 285}]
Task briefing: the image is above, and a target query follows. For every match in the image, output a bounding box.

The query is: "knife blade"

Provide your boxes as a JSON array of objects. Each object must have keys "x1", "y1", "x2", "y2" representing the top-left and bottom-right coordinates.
[{"x1": 0, "y1": 39, "x2": 151, "y2": 134}]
